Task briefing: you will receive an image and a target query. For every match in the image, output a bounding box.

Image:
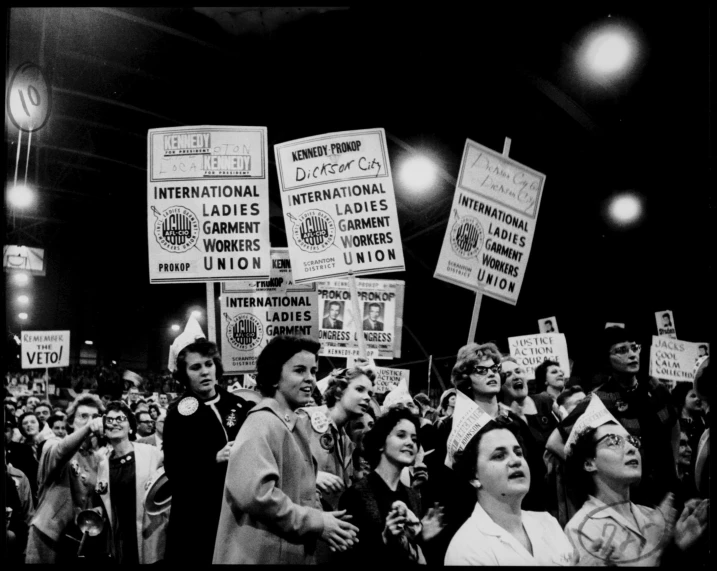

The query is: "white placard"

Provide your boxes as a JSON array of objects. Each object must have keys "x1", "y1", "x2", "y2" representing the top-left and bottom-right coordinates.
[
  {"x1": 372, "y1": 367, "x2": 410, "y2": 394},
  {"x1": 219, "y1": 249, "x2": 319, "y2": 374},
  {"x1": 434, "y1": 139, "x2": 546, "y2": 305},
  {"x1": 508, "y1": 333, "x2": 570, "y2": 380},
  {"x1": 650, "y1": 336, "x2": 710, "y2": 382},
  {"x1": 317, "y1": 277, "x2": 404, "y2": 360},
  {"x1": 147, "y1": 125, "x2": 271, "y2": 283},
  {"x1": 3, "y1": 245, "x2": 46, "y2": 275},
  {"x1": 274, "y1": 128, "x2": 405, "y2": 283},
  {"x1": 21, "y1": 330, "x2": 70, "y2": 369},
  {"x1": 654, "y1": 310, "x2": 677, "y2": 339},
  {"x1": 538, "y1": 316, "x2": 559, "y2": 333}
]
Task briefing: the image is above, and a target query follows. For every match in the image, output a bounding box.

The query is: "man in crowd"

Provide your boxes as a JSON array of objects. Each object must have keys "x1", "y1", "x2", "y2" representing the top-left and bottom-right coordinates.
[
  {"x1": 138, "y1": 409, "x2": 165, "y2": 448},
  {"x1": 362, "y1": 303, "x2": 384, "y2": 331},
  {"x1": 158, "y1": 392, "x2": 170, "y2": 410},
  {"x1": 136, "y1": 410, "x2": 155, "y2": 438},
  {"x1": 546, "y1": 326, "x2": 679, "y2": 506},
  {"x1": 322, "y1": 301, "x2": 344, "y2": 329}
]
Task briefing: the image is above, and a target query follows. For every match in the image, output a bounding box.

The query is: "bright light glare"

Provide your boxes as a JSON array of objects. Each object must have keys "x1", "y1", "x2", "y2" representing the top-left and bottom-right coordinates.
[
  {"x1": 191, "y1": 310, "x2": 202, "y2": 319},
  {"x1": 583, "y1": 26, "x2": 635, "y2": 77},
  {"x1": 8, "y1": 185, "x2": 34, "y2": 208},
  {"x1": 399, "y1": 156, "x2": 437, "y2": 193},
  {"x1": 609, "y1": 194, "x2": 642, "y2": 224},
  {"x1": 85, "y1": 340, "x2": 94, "y2": 345},
  {"x1": 12, "y1": 273, "x2": 29, "y2": 286},
  {"x1": 18, "y1": 312, "x2": 28, "y2": 320},
  {"x1": 171, "y1": 324, "x2": 181, "y2": 332},
  {"x1": 17, "y1": 295, "x2": 29, "y2": 304}
]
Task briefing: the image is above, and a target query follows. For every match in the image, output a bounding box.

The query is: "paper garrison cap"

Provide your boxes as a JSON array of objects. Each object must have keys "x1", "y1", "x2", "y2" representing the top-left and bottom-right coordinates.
[
  {"x1": 122, "y1": 370, "x2": 143, "y2": 386},
  {"x1": 167, "y1": 316, "x2": 207, "y2": 372},
  {"x1": 381, "y1": 377, "x2": 412, "y2": 413},
  {"x1": 445, "y1": 390, "x2": 492, "y2": 469},
  {"x1": 563, "y1": 393, "x2": 620, "y2": 456}
]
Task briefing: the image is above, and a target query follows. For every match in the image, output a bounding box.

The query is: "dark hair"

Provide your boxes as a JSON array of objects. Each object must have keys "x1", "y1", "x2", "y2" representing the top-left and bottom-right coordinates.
[
  {"x1": 368, "y1": 302, "x2": 381, "y2": 311},
  {"x1": 564, "y1": 426, "x2": 600, "y2": 506},
  {"x1": 33, "y1": 401, "x2": 52, "y2": 413},
  {"x1": 603, "y1": 326, "x2": 637, "y2": 365},
  {"x1": 255, "y1": 335, "x2": 321, "y2": 397},
  {"x1": 534, "y1": 360, "x2": 561, "y2": 394},
  {"x1": 324, "y1": 367, "x2": 376, "y2": 408},
  {"x1": 66, "y1": 394, "x2": 105, "y2": 430},
  {"x1": 173, "y1": 339, "x2": 224, "y2": 389},
  {"x1": 671, "y1": 382, "x2": 697, "y2": 413},
  {"x1": 452, "y1": 416, "x2": 525, "y2": 484},
  {"x1": 17, "y1": 412, "x2": 42, "y2": 439},
  {"x1": 557, "y1": 385, "x2": 586, "y2": 409},
  {"x1": 148, "y1": 403, "x2": 161, "y2": 417},
  {"x1": 328, "y1": 301, "x2": 341, "y2": 309},
  {"x1": 362, "y1": 407, "x2": 421, "y2": 469},
  {"x1": 413, "y1": 392, "x2": 431, "y2": 414},
  {"x1": 105, "y1": 400, "x2": 137, "y2": 439},
  {"x1": 47, "y1": 414, "x2": 67, "y2": 429},
  {"x1": 451, "y1": 342, "x2": 502, "y2": 398}
]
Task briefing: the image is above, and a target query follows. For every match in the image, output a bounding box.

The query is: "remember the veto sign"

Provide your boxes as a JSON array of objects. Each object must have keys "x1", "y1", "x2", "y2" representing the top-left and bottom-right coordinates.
[
  {"x1": 434, "y1": 139, "x2": 545, "y2": 305},
  {"x1": 219, "y1": 249, "x2": 319, "y2": 374},
  {"x1": 275, "y1": 128, "x2": 405, "y2": 283},
  {"x1": 147, "y1": 126, "x2": 270, "y2": 283},
  {"x1": 22, "y1": 331, "x2": 70, "y2": 369}
]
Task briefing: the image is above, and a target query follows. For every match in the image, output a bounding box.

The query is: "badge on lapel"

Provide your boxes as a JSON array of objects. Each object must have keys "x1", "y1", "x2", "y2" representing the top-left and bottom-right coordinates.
[
  {"x1": 178, "y1": 396, "x2": 199, "y2": 416},
  {"x1": 319, "y1": 433, "x2": 335, "y2": 451}
]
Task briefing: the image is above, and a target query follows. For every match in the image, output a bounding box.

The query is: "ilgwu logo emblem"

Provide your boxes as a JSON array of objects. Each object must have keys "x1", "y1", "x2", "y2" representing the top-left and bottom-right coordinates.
[
  {"x1": 450, "y1": 214, "x2": 484, "y2": 258},
  {"x1": 226, "y1": 313, "x2": 263, "y2": 351},
  {"x1": 152, "y1": 205, "x2": 199, "y2": 253},
  {"x1": 290, "y1": 210, "x2": 335, "y2": 253}
]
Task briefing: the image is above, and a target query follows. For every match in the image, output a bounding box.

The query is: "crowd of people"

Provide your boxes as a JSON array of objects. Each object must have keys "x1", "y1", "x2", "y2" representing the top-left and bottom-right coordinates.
[{"x1": 3, "y1": 324, "x2": 711, "y2": 566}]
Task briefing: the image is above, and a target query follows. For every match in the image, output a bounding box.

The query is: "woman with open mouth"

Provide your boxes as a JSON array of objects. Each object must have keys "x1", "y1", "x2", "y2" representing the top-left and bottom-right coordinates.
[
  {"x1": 338, "y1": 406, "x2": 445, "y2": 565},
  {"x1": 565, "y1": 419, "x2": 709, "y2": 565},
  {"x1": 445, "y1": 416, "x2": 575, "y2": 565}
]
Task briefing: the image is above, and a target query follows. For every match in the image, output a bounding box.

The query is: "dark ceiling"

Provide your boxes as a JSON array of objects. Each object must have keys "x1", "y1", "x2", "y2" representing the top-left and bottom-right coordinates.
[{"x1": 4, "y1": 6, "x2": 714, "y2": 392}]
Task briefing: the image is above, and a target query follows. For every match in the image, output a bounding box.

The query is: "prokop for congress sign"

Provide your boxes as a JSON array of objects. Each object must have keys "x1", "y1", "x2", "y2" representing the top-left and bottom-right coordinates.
[
  {"x1": 22, "y1": 330, "x2": 70, "y2": 369},
  {"x1": 147, "y1": 125, "x2": 271, "y2": 284},
  {"x1": 434, "y1": 139, "x2": 546, "y2": 305},
  {"x1": 274, "y1": 128, "x2": 405, "y2": 283}
]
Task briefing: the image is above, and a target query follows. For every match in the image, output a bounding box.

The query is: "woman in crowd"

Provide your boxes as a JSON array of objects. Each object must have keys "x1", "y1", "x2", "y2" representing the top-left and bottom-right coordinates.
[
  {"x1": 339, "y1": 407, "x2": 444, "y2": 565},
  {"x1": 98, "y1": 401, "x2": 165, "y2": 563},
  {"x1": 47, "y1": 414, "x2": 68, "y2": 439},
  {"x1": 565, "y1": 419, "x2": 709, "y2": 565},
  {"x1": 17, "y1": 411, "x2": 46, "y2": 461},
  {"x1": 213, "y1": 335, "x2": 359, "y2": 564},
  {"x1": 535, "y1": 359, "x2": 566, "y2": 401},
  {"x1": 435, "y1": 389, "x2": 456, "y2": 429},
  {"x1": 675, "y1": 430, "x2": 699, "y2": 507},
  {"x1": 672, "y1": 382, "x2": 706, "y2": 458},
  {"x1": 445, "y1": 416, "x2": 575, "y2": 565},
  {"x1": 162, "y1": 319, "x2": 255, "y2": 566}
]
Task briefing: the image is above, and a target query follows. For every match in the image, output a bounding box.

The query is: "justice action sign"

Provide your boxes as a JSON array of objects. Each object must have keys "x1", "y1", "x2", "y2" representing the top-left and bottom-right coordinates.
[
  {"x1": 147, "y1": 125, "x2": 271, "y2": 284},
  {"x1": 21, "y1": 330, "x2": 70, "y2": 369},
  {"x1": 274, "y1": 128, "x2": 405, "y2": 284},
  {"x1": 434, "y1": 139, "x2": 546, "y2": 305}
]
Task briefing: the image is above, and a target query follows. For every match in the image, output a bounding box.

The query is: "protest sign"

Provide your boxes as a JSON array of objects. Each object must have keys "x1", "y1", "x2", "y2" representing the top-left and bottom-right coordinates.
[
  {"x1": 650, "y1": 336, "x2": 710, "y2": 383},
  {"x1": 274, "y1": 128, "x2": 405, "y2": 283},
  {"x1": 539, "y1": 316, "x2": 559, "y2": 333},
  {"x1": 3, "y1": 245, "x2": 46, "y2": 275},
  {"x1": 147, "y1": 125, "x2": 270, "y2": 283},
  {"x1": 219, "y1": 249, "x2": 319, "y2": 373},
  {"x1": 654, "y1": 310, "x2": 677, "y2": 339},
  {"x1": 372, "y1": 367, "x2": 410, "y2": 394},
  {"x1": 434, "y1": 138, "x2": 546, "y2": 305},
  {"x1": 317, "y1": 277, "x2": 404, "y2": 359},
  {"x1": 21, "y1": 330, "x2": 70, "y2": 369},
  {"x1": 508, "y1": 333, "x2": 570, "y2": 380}
]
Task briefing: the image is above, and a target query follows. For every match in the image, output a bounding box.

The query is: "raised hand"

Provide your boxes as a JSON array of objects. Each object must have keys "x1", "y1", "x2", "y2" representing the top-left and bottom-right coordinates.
[{"x1": 674, "y1": 498, "x2": 709, "y2": 551}]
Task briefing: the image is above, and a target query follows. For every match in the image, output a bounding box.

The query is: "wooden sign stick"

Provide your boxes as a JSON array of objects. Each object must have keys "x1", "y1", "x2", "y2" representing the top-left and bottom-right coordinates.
[
  {"x1": 348, "y1": 271, "x2": 368, "y2": 359},
  {"x1": 467, "y1": 137, "x2": 512, "y2": 344}
]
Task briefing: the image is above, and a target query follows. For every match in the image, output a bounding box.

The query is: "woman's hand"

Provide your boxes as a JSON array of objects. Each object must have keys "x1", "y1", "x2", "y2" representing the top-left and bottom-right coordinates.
[
  {"x1": 316, "y1": 471, "x2": 345, "y2": 495},
  {"x1": 674, "y1": 498, "x2": 709, "y2": 551},
  {"x1": 87, "y1": 417, "x2": 104, "y2": 436},
  {"x1": 320, "y1": 510, "x2": 359, "y2": 552},
  {"x1": 215, "y1": 441, "x2": 234, "y2": 463},
  {"x1": 382, "y1": 501, "x2": 409, "y2": 542},
  {"x1": 420, "y1": 503, "x2": 445, "y2": 542}
]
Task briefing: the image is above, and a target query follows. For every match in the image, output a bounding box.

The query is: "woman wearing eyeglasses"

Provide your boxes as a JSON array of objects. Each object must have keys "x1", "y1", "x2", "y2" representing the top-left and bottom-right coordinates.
[
  {"x1": 565, "y1": 420, "x2": 709, "y2": 566},
  {"x1": 96, "y1": 401, "x2": 165, "y2": 564}
]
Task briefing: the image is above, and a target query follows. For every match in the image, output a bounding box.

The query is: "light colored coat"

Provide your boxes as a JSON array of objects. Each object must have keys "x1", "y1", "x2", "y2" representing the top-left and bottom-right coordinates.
[
  {"x1": 96, "y1": 442, "x2": 168, "y2": 564},
  {"x1": 212, "y1": 398, "x2": 325, "y2": 564}
]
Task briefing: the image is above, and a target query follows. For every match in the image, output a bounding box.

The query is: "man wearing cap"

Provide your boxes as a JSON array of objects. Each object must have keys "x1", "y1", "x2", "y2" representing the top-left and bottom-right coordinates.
[
  {"x1": 546, "y1": 326, "x2": 679, "y2": 507},
  {"x1": 162, "y1": 317, "x2": 254, "y2": 566}
]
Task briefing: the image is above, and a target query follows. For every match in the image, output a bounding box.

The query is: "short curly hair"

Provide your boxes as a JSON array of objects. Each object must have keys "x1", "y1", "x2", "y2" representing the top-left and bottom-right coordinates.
[
  {"x1": 17, "y1": 412, "x2": 42, "y2": 439},
  {"x1": 173, "y1": 339, "x2": 224, "y2": 388},
  {"x1": 255, "y1": 335, "x2": 321, "y2": 397},
  {"x1": 105, "y1": 400, "x2": 137, "y2": 440},
  {"x1": 362, "y1": 407, "x2": 421, "y2": 469},
  {"x1": 66, "y1": 394, "x2": 105, "y2": 431},
  {"x1": 451, "y1": 342, "x2": 503, "y2": 398},
  {"x1": 533, "y1": 359, "x2": 561, "y2": 393},
  {"x1": 564, "y1": 426, "x2": 600, "y2": 506},
  {"x1": 323, "y1": 367, "x2": 376, "y2": 408}
]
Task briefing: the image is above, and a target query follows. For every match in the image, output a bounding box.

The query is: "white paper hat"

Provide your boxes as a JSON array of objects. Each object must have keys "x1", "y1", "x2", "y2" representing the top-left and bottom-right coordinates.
[
  {"x1": 167, "y1": 316, "x2": 206, "y2": 372},
  {"x1": 316, "y1": 374, "x2": 332, "y2": 395},
  {"x1": 445, "y1": 390, "x2": 492, "y2": 469},
  {"x1": 123, "y1": 370, "x2": 143, "y2": 386},
  {"x1": 381, "y1": 377, "x2": 412, "y2": 412},
  {"x1": 564, "y1": 393, "x2": 620, "y2": 455}
]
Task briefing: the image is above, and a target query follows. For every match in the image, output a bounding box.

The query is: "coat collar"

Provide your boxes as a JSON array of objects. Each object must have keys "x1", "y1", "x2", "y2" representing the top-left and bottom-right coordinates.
[
  {"x1": 249, "y1": 397, "x2": 300, "y2": 430},
  {"x1": 581, "y1": 495, "x2": 651, "y2": 541}
]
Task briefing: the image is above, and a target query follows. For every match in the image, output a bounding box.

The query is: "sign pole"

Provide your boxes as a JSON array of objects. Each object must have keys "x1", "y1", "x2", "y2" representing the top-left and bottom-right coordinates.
[
  {"x1": 467, "y1": 137, "x2": 512, "y2": 344},
  {"x1": 206, "y1": 282, "x2": 216, "y2": 343},
  {"x1": 347, "y1": 272, "x2": 367, "y2": 359},
  {"x1": 427, "y1": 354, "x2": 433, "y2": 398}
]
